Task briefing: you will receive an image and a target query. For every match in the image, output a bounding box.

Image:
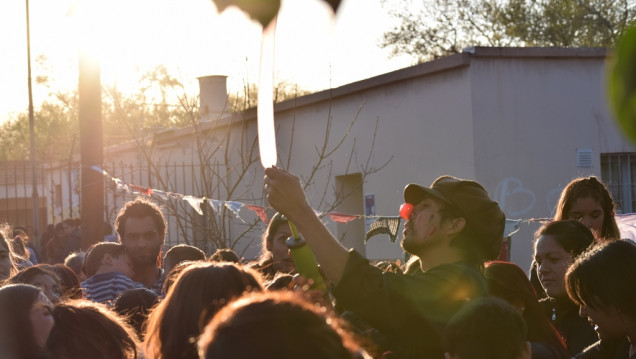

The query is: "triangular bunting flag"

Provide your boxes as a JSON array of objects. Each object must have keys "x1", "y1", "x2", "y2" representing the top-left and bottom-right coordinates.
[
  {"x1": 224, "y1": 201, "x2": 244, "y2": 218},
  {"x1": 365, "y1": 216, "x2": 401, "y2": 242},
  {"x1": 327, "y1": 212, "x2": 359, "y2": 223},
  {"x1": 245, "y1": 204, "x2": 268, "y2": 223},
  {"x1": 152, "y1": 189, "x2": 169, "y2": 201},
  {"x1": 183, "y1": 195, "x2": 205, "y2": 215}
]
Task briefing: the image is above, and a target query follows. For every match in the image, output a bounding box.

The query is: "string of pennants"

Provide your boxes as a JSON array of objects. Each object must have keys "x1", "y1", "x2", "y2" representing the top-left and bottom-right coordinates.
[{"x1": 93, "y1": 166, "x2": 556, "y2": 242}]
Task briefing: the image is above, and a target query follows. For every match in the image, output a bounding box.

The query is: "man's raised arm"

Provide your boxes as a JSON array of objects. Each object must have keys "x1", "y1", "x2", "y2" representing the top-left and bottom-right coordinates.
[{"x1": 264, "y1": 167, "x2": 349, "y2": 285}]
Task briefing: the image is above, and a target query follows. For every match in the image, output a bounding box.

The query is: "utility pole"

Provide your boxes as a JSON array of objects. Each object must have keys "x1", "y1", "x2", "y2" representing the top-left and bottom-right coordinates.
[{"x1": 26, "y1": 0, "x2": 40, "y2": 241}]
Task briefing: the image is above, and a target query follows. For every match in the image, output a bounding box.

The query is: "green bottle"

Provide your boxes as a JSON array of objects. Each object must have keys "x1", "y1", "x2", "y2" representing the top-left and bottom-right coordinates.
[{"x1": 286, "y1": 234, "x2": 327, "y2": 291}]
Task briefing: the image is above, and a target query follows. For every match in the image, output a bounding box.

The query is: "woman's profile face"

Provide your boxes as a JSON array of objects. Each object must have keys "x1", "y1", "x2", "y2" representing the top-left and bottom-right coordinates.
[
  {"x1": 567, "y1": 196, "x2": 604, "y2": 236},
  {"x1": 30, "y1": 274, "x2": 62, "y2": 304},
  {"x1": 0, "y1": 244, "x2": 13, "y2": 281},
  {"x1": 268, "y1": 225, "x2": 294, "y2": 273},
  {"x1": 29, "y1": 292, "x2": 54, "y2": 349},
  {"x1": 534, "y1": 235, "x2": 572, "y2": 299}
]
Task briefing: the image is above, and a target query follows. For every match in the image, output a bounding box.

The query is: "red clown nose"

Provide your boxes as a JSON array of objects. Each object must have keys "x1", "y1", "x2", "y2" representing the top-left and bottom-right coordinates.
[{"x1": 399, "y1": 203, "x2": 414, "y2": 220}]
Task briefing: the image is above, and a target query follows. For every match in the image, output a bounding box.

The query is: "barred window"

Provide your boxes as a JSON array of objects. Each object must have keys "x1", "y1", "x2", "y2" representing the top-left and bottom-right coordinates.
[{"x1": 601, "y1": 153, "x2": 636, "y2": 214}]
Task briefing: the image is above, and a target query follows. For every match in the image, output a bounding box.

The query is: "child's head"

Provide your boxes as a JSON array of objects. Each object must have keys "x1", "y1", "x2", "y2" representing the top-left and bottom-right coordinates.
[
  {"x1": 444, "y1": 297, "x2": 530, "y2": 359},
  {"x1": 162, "y1": 244, "x2": 205, "y2": 275},
  {"x1": 84, "y1": 242, "x2": 132, "y2": 278}
]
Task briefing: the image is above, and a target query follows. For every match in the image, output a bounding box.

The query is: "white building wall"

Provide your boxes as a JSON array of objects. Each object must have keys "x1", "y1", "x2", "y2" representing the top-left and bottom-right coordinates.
[
  {"x1": 469, "y1": 49, "x2": 635, "y2": 271},
  {"x1": 87, "y1": 47, "x2": 633, "y2": 270}
]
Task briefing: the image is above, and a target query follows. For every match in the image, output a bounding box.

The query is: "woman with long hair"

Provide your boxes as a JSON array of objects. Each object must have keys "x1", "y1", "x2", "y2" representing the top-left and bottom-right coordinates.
[
  {"x1": 554, "y1": 176, "x2": 620, "y2": 240},
  {"x1": 144, "y1": 262, "x2": 263, "y2": 359},
  {"x1": 46, "y1": 300, "x2": 140, "y2": 359},
  {"x1": 485, "y1": 261, "x2": 568, "y2": 359},
  {"x1": 0, "y1": 284, "x2": 54, "y2": 359},
  {"x1": 533, "y1": 220, "x2": 598, "y2": 356},
  {"x1": 198, "y1": 290, "x2": 365, "y2": 359},
  {"x1": 250, "y1": 213, "x2": 295, "y2": 279},
  {"x1": 0, "y1": 229, "x2": 19, "y2": 282}
]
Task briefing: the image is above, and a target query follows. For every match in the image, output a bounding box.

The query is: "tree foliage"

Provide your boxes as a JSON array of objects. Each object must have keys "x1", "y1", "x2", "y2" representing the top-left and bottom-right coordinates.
[
  {"x1": 381, "y1": 0, "x2": 636, "y2": 61},
  {"x1": 0, "y1": 63, "x2": 311, "y2": 161}
]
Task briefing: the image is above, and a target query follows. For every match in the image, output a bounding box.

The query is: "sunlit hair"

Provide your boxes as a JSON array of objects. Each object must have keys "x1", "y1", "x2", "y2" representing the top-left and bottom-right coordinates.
[
  {"x1": 566, "y1": 240, "x2": 636, "y2": 319},
  {"x1": 198, "y1": 291, "x2": 362, "y2": 359},
  {"x1": 161, "y1": 260, "x2": 196, "y2": 295},
  {"x1": 46, "y1": 300, "x2": 140, "y2": 359},
  {"x1": 534, "y1": 220, "x2": 595, "y2": 258},
  {"x1": 208, "y1": 248, "x2": 240, "y2": 263},
  {"x1": 0, "y1": 227, "x2": 19, "y2": 280},
  {"x1": 115, "y1": 197, "x2": 167, "y2": 243},
  {"x1": 0, "y1": 284, "x2": 48, "y2": 359},
  {"x1": 554, "y1": 176, "x2": 620, "y2": 240},
  {"x1": 144, "y1": 262, "x2": 263, "y2": 359},
  {"x1": 485, "y1": 261, "x2": 567, "y2": 358}
]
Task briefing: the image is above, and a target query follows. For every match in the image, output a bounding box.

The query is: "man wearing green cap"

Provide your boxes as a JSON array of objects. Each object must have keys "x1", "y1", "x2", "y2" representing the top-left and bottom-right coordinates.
[{"x1": 264, "y1": 167, "x2": 506, "y2": 358}]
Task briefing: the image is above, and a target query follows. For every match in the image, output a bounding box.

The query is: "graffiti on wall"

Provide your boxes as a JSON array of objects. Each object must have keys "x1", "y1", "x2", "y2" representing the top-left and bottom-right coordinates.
[{"x1": 494, "y1": 177, "x2": 563, "y2": 218}]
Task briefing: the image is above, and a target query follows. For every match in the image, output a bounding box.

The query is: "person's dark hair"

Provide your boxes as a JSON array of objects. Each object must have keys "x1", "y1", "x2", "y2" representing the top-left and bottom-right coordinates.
[
  {"x1": 46, "y1": 300, "x2": 139, "y2": 359},
  {"x1": 64, "y1": 251, "x2": 86, "y2": 278},
  {"x1": 9, "y1": 264, "x2": 61, "y2": 287},
  {"x1": 198, "y1": 291, "x2": 362, "y2": 359},
  {"x1": 265, "y1": 273, "x2": 294, "y2": 290},
  {"x1": 144, "y1": 262, "x2": 263, "y2": 359},
  {"x1": 566, "y1": 240, "x2": 636, "y2": 320},
  {"x1": 534, "y1": 220, "x2": 595, "y2": 258},
  {"x1": 62, "y1": 218, "x2": 77, "y2": 228},
  {"x1": 114, "y1": 288, "x2": 159, "y2": 340},
  {"x1": 84, "y1": 242, "x2": 127, "y2": 277},
  {"x1": 444, "y1": 297, "x2": 528, "y2": 359},
  {"x1": 555, "y1": 176, "x2": 620, "y2": 240},
  {"x1": 163, "y1": 244, "x2": 206, "y2": 273},
  {"x1": 0, "y1": 284, "x2": 48, "y2": 359},
  {"x1": 208, "y1": 248, "x2": 240, "y2": 263},
  {"x1": 485, "y1": 261, "x2": 567, "y2": 359},
  {"x1": 51, "y1": 263, "x2": 82, "y2": 300},
  {"x1": 115, "y1": 197, "x2": 167, "y2": 244}
]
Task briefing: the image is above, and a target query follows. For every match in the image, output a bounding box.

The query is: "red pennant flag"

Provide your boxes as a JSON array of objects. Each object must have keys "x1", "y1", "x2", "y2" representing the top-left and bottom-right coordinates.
[
  {"x1": 245, "y1": 205, "x2": 268, "y2": 223},
  {"x1": 130, "y1": 185, "x2": 152, "y2": 196},
  {"x1": 327, "y1": 212, "x2": 359, "y2": 223}
]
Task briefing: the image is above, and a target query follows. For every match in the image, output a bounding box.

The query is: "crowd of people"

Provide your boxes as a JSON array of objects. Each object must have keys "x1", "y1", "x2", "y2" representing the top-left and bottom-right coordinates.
[{"x1": 0, "y1": 172, "x2": 635, "y2": 359}]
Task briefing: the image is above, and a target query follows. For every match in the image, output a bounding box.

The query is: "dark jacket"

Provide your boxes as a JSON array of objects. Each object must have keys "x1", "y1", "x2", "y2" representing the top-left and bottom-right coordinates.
[
  {"x1": 334, "y1": 250, "x2": 488, "y2": 359},
  {"x1": 540, "y1": 297, "x2": 598, "y2": 357}
]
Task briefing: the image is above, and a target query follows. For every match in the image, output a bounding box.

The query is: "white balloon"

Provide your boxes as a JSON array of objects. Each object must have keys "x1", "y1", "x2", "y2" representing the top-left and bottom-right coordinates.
[{"x1": 257, "y1": 18, "x2": 277, "y2": 168}]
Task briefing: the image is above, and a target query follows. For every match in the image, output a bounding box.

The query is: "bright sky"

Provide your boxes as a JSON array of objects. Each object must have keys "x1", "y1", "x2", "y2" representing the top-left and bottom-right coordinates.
[{"x1": 0, "y1": 0, "x2": 414, "y2": 125}]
